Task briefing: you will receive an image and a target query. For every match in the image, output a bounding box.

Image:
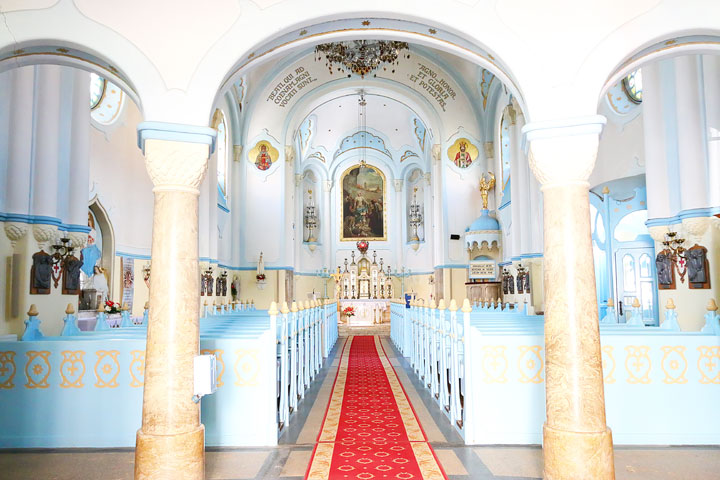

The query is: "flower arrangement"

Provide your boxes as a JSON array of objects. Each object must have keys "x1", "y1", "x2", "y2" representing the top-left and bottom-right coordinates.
[
  {"x1": 342, "y1": 306, "x2": 356, "y2": 317},
  {"x1": 256, "y1": 273, "x2": 266, "y2": 281},
  {"x1": 104, "y1": 300, "x2": 121, "y2": 314}
]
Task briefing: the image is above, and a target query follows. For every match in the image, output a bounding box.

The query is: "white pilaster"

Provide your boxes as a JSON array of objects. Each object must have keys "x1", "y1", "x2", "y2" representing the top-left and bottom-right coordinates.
[
  {"x1": 674, "y1": 55, "x2": 708, "y2": 211},
  {"x1": 322, "y1": 180, "x2": 332, "y2": 268},
  {"x1": 394, "y1": 178, "x2": 404, "y2": 267},
  {"x1": 515, "y1": 108, "x2": 532, "y2": 255},
  {"x1": 69, "y1": 70, "x2": 91, "y2": 227},
  {"x1": 508, "y1": 105, "x2": 522, "y2": 258}
]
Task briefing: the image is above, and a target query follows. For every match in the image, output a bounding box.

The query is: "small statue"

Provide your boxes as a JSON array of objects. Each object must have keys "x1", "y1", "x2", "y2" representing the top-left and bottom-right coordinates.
[
  {"x1": 523, "y1": 271, "x2": 531, "y2": 293},
  {"x1": 478, "y1": 172, "x2": 496, "y2": 210},
  {"x1": 656, "y1": 252, "x2": 673, "y2": 285},
  {"x1": 687, "y1": 248, "x2": 707, "y2": 284},
  {"x1": 63, "y1": 255, "x2": 83, "y2": 294},
  {"x1": 31, "y1": 251, "x2": 53, "y2": 294},
  {"x1": 508, "y1": 273, "x2": 515, "y2": 294}
]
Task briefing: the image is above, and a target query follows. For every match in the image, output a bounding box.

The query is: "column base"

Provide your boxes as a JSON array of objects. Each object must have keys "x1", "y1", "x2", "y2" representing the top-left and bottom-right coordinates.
[
  {"x1": 135, "y1": 425, "x2": 205, "y2": 480},
  {"x1": 543, "y1": 423, "x2": 614, "y2": 480}
]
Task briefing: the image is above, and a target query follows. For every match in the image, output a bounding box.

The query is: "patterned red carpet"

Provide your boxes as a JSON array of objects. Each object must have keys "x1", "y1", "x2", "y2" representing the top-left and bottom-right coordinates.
[{"x1": 306, "y1": 336, "x2": 446, "y2": 480}]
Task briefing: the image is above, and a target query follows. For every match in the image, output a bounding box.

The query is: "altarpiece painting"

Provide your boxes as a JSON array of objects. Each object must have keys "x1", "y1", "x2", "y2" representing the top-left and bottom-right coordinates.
[{"x1": 341, "y1": 164, "x2": 386, "y2": 241}]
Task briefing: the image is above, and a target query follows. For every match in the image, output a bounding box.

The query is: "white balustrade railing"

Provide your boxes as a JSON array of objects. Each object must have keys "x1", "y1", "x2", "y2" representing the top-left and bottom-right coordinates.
[{"x1": 391, "y1": 297, "x2": 720, "y2": 445}]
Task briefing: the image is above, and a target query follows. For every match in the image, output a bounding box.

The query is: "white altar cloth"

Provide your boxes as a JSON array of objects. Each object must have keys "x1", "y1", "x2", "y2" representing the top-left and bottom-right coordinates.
[{"x1": 340, "y1": 299, "x2": 389, "y2": 326}]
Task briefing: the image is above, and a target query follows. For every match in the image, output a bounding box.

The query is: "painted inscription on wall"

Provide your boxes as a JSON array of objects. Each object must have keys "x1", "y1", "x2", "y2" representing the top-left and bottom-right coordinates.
[
  {"x1": 266, "y1": 67, "x2": 317, "y2": 107},
  {"x1": 407, "y1": 63, "x2": 457, "y2": 112}
]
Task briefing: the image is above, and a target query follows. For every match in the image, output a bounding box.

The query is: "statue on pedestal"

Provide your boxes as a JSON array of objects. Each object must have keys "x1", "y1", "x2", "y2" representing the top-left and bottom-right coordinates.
[{"x1": 479, "y1": 172, "x2": 496, "y2": 210}]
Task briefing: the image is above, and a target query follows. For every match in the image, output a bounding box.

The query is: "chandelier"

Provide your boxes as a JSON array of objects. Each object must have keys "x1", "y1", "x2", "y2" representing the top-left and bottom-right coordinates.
[{"x1": 315, "y1": 40, "x2": 410, "y2": 78}]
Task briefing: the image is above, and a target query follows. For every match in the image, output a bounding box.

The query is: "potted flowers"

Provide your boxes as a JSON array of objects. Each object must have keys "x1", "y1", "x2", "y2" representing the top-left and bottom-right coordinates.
[
  {"x1": 104, "y1": 300, "x2": 122, "y2": 327},
  {"x1": 342, "y1": 305, "x2": 355, "y2": 323}
]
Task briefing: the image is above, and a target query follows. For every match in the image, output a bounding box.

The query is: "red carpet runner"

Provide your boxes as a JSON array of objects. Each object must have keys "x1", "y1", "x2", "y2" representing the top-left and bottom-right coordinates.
[{"x1": 306, "y1": 336, "x2": 446, "y2": 480}]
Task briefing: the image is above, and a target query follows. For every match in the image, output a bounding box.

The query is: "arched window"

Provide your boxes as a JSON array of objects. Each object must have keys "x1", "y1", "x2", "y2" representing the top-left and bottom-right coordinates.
[
  {"x1": 90, "y1": 73, "x2": 125, "y2": 125},
  {"x1": 622, "y1": 69, "x2": 643, "y2": 104},
  {"x1": 90, "y1": 73, "x2": 106, "y2": 110},
  {"x1": 614, "y1": 210, "x2": 649, "y2": 242},
  {"x1": 216, "y1": 112, "x2": 228, "y2": 197}
]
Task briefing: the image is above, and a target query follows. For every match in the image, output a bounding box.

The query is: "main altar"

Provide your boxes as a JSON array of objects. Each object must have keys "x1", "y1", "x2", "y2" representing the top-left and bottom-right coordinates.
[{"x1": 333, "y1": 241, "x2": 393, "y2": 325}]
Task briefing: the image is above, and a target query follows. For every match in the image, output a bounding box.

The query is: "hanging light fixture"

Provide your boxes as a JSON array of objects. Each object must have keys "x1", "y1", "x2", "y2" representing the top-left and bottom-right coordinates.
[
  {"x1": 358, "y1": 91, "x2": 367, "y2": 166},
  {"x1": 315, "y1": 40, "x2": 410, "y2": 78}
]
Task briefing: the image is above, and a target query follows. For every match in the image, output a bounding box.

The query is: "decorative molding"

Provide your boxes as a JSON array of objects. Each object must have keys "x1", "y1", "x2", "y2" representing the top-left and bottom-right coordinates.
[
  {"x1": 67, "y1": 232, "x2": 88, "y2": 250},
  {"x1": 334, "y1": 131, "x2": 391, "y2": 160},
  {"x1": 483, "y1": 141, "x2": 494, "y2": 159},
  {"x1": 524, "y1": 116, "x2": 607, "y2": 186},
  {"x1": 137, "y1": 122, "x2": 217, "y2": 155},
  {"x1": 307, "y1": 151, "x2": 326, "y2": 163},
  {"x1": 3, "y1": 222, "x2": 28, "y2": 249},
  {"x1": 413, "y1": 118, "x2": 426, "y2": 152},
  {"x1": 233, "y1": 145, "x2": 243, "y2": 162},
  {"x1": 431, "y1": 144, "x2": 442, "y2": 162},
  {"x1": 400, "y1": 150, "x2": 419, "y2": 162},
  {"x1": 32, "y1": 225, "x2": 57, "y2": 252},
  {"x1": 393, "y1": 179, "x2": 404, "y2": 192},
  {"x1": 479, "y1": 69, "x2": 495, "y2": 110},
  {"x1": 285, "y1": 145, "x2": 296, "y2": 164},
  {"x1": 424, "y1": 172, "x2": 431, "y2": 186}
]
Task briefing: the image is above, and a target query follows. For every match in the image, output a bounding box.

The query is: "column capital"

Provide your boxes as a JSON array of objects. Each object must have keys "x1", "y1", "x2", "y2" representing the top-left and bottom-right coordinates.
[
  {"x1": 483, "y1": 141, "x2": 494, "y2": 159},
  {"x1": 144, "y1": 138, "x2": 209, "y2": 194},
  {"x1": 393, "y1": 179, "x2": 404, "y2": 192},
  {"x1": 522, "y1": 115, "x2": 606, "y2": 188}
]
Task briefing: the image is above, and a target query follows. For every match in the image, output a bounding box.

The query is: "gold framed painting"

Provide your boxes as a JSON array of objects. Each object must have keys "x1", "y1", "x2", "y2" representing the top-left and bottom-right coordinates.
[{"x1": 340, "y1": 163, "x2": 387, "y2": 241}]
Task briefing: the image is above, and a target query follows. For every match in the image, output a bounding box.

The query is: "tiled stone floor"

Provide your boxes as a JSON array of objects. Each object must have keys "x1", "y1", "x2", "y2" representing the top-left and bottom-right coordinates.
[{"x1": 1, "y1": 331, "x2": 719, "y2": 479}]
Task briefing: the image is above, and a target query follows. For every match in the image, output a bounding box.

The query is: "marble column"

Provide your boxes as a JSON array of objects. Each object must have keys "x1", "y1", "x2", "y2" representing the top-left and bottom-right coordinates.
[
  {"x1": 32, "y1": 64, "x2": 62, "y2": 220},
  {"x1": 135, "y1": 132, "x2": 213, "y2": 480},
  {"x1": 524, "y1": 116, "x2": 614, "y2": 480},
  {"x1": 703, "y1": 54, "x2": 720, "y2": 208},
  {"x1": 674, "y1": 55, "x2": 708, "y2": 211}
]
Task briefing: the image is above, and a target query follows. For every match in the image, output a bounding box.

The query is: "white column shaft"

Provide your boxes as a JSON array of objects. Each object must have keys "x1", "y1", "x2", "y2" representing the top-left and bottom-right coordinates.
[
  {"x1": 32, "y1": 65, "x2": 62, "y2": 219},
  {"x1": 703, "y1": 54, "x2": 720, "y2": 207},
  {"x1": 69, "y1": 70, "x2": 91, "y2": 227},
  {"x1": 674, "y1": 55, "x2": 708, "y2": 211},
  {"x1": 642, "y1": 62, "x2": 672, "y2": 219},
  {"x1": 6, "y1": 66, "x2": 35, "y2": 215}
]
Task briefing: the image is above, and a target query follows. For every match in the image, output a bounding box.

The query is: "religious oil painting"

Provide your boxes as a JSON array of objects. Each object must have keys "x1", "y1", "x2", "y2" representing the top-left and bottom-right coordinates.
[
  {"x1": 248, "y1": 140, "x2": 279, "y2": 171},
  {"x1": 447, "y1": 138, "x2": 479, "y2": 169},
  {"x1": 341, "y1": 164, "x2": 386, "y2": 241}
]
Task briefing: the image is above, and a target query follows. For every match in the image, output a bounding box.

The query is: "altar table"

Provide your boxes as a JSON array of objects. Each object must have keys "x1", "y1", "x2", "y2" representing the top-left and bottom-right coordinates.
[{"x1": 340, "y1": 299, "x2": 389, "y2": 326}]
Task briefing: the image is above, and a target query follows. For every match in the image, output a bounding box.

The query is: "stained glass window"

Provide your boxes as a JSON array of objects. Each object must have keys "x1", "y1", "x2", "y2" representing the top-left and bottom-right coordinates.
[
  {"x1": 623, "y1": 69, "x2": 642, "y2": 104},
  {"x1": 90, "y1": 73, "x2": 106, "y2": 110}
]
